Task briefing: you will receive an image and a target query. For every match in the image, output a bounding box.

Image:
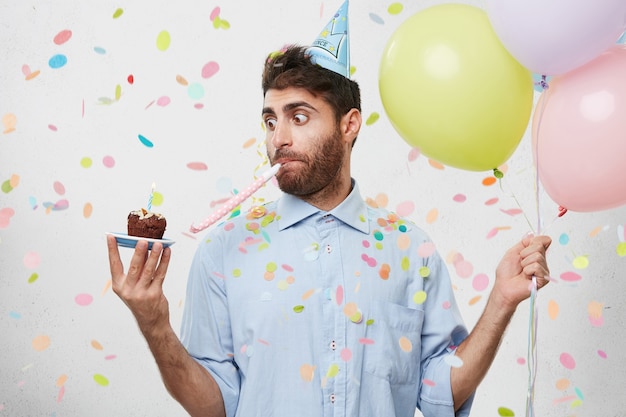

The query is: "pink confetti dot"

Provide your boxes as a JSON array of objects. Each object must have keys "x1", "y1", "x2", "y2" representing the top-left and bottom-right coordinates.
[
  {"x1": 201, "y1": 61, "x2": 220, "y2": 79},
  {"x1": 0, "y1": 207, "x2": 15, "y2": 229},
  {"x1": 102, "y1": 155, "x2": 115, "y2": 168},
  {"x1": 442, "y1": 300, "x2": 451, "y2": 309},
  {"x1": 340, "y1": 348, "x2": 352, "y2": 362},
  {"x1": 454, "y1": 260, "x2": 473, "y2": 279},
  {"x1": 422, "y1": 378, "x2": 436, "y2": 387},
  {"x1": 210, "y1": 6, "x2": 220, "y2": 21},
  {"x1": 560, "y1": 271, "x2": 582, "y2": 282},
  {"x1": 194, "y1": 103, "x2": 204, "y2": 109},
  {"x1": 395, "y1": 200, "x2": 415, "y2": 217},
  {"x1": 336, "y1": 285, "x2": 344, "y2": 306},
  {"x1": 408, "y1": 147, "x2": 420, "y2": 161},
  {"x1": 359, "y1": 338, "x2": 375, "y2": 345},
  {"x1": 53, "y1": 29, "x2": 72, "y2": 45},
  {"x1": 517, "y1": 357, "x2": 526, "y2": 365},
  {"x1": 598, "y1": 350, "x2": 607, "y2": 359},
  {"x1": 560, "y1": 352, "x2": 576, "y2": 370},
  {"x1": 187, "y1": 162, "x2": 208, "y2": 171},
  {"x1": 452, "y1": 193, "x2": 466, "y2": 203},
  {"x1": 156, "y1": 96, "x2": 171, "y2": 107},
  {"x1": 362, "y1": 240, "x2": 370, "y2": 248},
  {"x1": 472, "y1": 273, "x2": 490, "y2": 291},
  {"x1": 417, "y1": 242, "x2": 436, "y2": 258},
  {"x1": 53, "y1": 181, "x2": 65, "y2": 195},
  {"x1": 23, "y1": 251, "x2": 41, "y2": 269},
  {"x1": 48, "y1": 124, "x2": 58, "y2": 131},
  {"x1": 484, "y1": 197, "x2": 499, "y2": 205},
  {"x1": 75, "y1": 293, "x2": 93, "y2": 306}
]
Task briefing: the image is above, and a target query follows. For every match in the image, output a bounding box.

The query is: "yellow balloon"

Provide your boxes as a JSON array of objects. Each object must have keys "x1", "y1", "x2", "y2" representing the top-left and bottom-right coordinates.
[{"x1": 379, "y1": 4, "x2": 533, "y2": 171}]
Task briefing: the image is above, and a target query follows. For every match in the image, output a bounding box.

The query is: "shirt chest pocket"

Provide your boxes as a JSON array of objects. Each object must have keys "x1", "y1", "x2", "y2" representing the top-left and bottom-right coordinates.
[{"x1": 362, "y1": 301, "x2": 424, "y2": 385}]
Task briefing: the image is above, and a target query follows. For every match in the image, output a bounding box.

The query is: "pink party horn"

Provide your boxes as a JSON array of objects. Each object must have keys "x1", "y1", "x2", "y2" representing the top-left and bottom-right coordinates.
[{"x1": 189, "y1": 164, "x2": 281, "y2": 233}]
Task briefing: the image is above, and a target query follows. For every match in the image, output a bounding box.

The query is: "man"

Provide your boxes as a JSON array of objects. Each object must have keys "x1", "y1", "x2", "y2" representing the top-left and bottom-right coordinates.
[{"x1": 106, "y1": 5, "x2": 551, "y2": 417}]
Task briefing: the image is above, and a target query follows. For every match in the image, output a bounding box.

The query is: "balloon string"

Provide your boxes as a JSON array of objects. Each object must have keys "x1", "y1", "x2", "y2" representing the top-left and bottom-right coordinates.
[{"x1": 525, "y1": 75, "x2": 549, "y2": 417}]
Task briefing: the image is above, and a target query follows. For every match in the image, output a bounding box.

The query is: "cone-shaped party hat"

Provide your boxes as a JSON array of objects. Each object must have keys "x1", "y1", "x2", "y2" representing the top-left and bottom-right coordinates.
[{"x1": 306, "y1": 0, "x2": 350, "y2": 78}]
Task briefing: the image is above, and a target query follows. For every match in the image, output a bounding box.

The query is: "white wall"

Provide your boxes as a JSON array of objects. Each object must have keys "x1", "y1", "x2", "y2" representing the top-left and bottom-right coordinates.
[{"x1": 1, "y1": 1, "x2": 625, "y2": 416}]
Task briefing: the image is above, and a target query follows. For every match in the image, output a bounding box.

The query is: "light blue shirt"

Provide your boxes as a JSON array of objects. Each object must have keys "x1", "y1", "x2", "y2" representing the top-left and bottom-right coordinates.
[{"x1": 181, "y1": 181, "x2": 472, "y2": 417}]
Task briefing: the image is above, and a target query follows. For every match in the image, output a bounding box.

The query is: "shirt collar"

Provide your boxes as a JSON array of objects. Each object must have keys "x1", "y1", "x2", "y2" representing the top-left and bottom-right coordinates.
[{"x1": 276, "y1": 179, "x2": 370, "y2": 234}]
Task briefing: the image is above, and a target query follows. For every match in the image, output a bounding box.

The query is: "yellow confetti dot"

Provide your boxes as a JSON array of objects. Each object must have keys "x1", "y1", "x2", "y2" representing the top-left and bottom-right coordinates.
[
  {"x1": 152, "y1": 191, "x2": 164, "y2": 207},
  {"x1": 413, "y1": 290, "x2": 427, "y2": 304},
  {"x1": 326, "y1": 364, "x2": 339, "y2": 378},
  {"x1": 418, "y1": 266, "x2": 430, "y2": 278},
  {"x1": 277, "y1": 280, "x2": 289, "y2": 291},
  {"x1": 388, "y1": 2, "x2": 404, "y2": 15},
  {"x1": 365, "y1": 112, "x2": 380, "y2": 126},
  {"x1": 93, "y1": 374, "x2": 109, "y2": 386},
  {"x1": 616, "y1": 242, "x2": 626, "y2": 257},
  {"x1": 80, "y1": 157, "x2": 93, "y2": 168},
  {"x1": 115, "y1": 84, "x2": 122, "y2": 101},
  {"x1": 112, "y1": 8, "x2": 123, "y2": 18},
  {"x1": 399, "y1": 336, "x2": 412, "y2": 352},
  {"x1": 572, "y1": 255, "x2": 589, "y2": 269},
  {"x1": 156, "y1": 30, "x2": 171, "y2": 51},
  {"x1": 266, "y1": 262, "x2": 277, "y2": 272},
  {"x1": 232, "y1": 269, "x2": 241, "y2": 278}
]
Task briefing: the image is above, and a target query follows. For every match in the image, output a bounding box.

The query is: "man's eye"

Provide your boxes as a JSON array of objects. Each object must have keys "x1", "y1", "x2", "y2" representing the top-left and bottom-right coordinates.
[
  {"x1": 265, "y1": 118, "x2": 277, "y2": 129},
  {"x1": 294, "y1": 114, "x2": 308, "y2": 124}
]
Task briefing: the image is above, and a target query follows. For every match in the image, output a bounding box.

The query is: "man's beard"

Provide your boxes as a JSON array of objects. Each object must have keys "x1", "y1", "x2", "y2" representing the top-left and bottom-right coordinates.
[{"x1": 271, "y1": 127, "x2": 345, "y2": 197}]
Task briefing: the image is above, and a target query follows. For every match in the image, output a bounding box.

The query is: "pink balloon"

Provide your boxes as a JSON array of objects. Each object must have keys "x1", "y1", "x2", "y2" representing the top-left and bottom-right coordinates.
[
  {"x1": 532, "y1": 46, "x2": 626, "y2": 212},
  {"x1": 486, "y1": 0, "x2": 626, "y2": 75}
]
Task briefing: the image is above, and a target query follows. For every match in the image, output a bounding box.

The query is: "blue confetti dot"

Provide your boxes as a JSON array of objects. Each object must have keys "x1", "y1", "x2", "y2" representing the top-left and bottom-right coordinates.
[
  {"x1": 9, "y1": 311, "x2": 21, "y2": 319},
  {"x1": 559, "y1": 233, "x2": 569, "y2": 245},
  {"x1": 48, "y1": 54, "x2": 67, "y2": 69},
  {"x1": 187, "y1": 82, "x2": 205, "y2": 100},
  {"x1": 93, "y1": 46, "x2": 107, "y2": 55},
  {"x1": 138, "y1": 134, "x2": 154, "y2": 148},
  {"x1": 369, "y1": 13, "x2": 385, "y2": 25}
]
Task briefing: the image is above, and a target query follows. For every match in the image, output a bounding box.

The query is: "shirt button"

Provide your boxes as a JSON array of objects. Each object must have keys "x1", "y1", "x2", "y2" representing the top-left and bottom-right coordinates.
[
  {"x1": 325, "y1": 244, "x2": 332, "y2": 254},
  {"x1": 330, "y1": 394, "x2": 336, "y2": 404},
  {"x1": 330, "y1": 340, "x2": 336, "y2": 350}
]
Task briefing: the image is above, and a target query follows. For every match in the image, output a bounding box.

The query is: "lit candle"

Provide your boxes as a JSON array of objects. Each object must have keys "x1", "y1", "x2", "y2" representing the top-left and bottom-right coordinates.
[{"x1": 147, "y1": 182, "x2": 155, "y2": 211}]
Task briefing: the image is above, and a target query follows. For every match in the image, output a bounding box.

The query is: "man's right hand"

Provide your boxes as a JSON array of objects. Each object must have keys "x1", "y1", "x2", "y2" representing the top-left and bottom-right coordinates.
[{"x1": 106, "y1": 234, "x2": 172, "y2": 336}]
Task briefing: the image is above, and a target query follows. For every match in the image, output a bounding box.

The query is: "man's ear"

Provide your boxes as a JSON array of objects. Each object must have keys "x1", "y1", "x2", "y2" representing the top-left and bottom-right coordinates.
[{"x1": 341, "y1": 108, "x2": 362, "y2": 145}]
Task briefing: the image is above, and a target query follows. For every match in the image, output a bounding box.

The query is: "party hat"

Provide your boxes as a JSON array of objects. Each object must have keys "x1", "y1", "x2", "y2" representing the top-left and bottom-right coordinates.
[{"x1": 307, "y1": 0, "x2": 350, "y2": 78}]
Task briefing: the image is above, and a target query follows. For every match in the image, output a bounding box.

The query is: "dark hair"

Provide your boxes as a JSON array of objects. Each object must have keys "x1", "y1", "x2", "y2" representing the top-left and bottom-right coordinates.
[{"x1": 262, "y1": 45, "x2": 361, "y2": 125}]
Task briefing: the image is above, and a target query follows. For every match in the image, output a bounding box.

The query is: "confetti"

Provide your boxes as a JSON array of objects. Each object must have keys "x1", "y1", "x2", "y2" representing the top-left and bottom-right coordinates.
[
  {"x1": 2, "y1": 113, "x2": 17, "y2": 133},
  {"x1": 53, "y1": 29, "x2": 72, "y2": 45},
  {"x1": 452, "y1": 194, "x2": 466, "y2": 203},
  {"x1": 112, "y1": 8, "x2": 123, "y2": 18},
  {"x1": 300, "y1": 364, "x2": 315, "y2": 382},
  {"x1": 365, "y1": 112, "x2": 379, "y2": 126},
  {"x1": 23, "y1": 251, "x2": 41, "y2": 269},
  {"x1": 0, "y1": 207, "x2": 15, "y2": 228},
  {"x1": 32, "y1": 335, "x2": 51, "y2": 351},
  {"x1": 75, "y1": 293, "x2": 93, "y2": 306},
  {"x1": 472, "y1": 273, "x2": 489, "y2": 291},
  {"x1": 48, "y1": 54, "x2": 67, "y2": 69},
  {"x1": 413, "y1": 290, "x2": 427, "y2": 304},
  {"x1": 80, "y1": 157, "x2": 93, "y2": 168},
  {"x1": 408, "y1": 148, "x2": 420, "y2": 161},
  {"x1": 156, "y1": 30, "x2": 171, "y2": 51},
  {"x1": 559, "y1": 352, "x2": 576, "y2": 370},
  {"x1": 156, "y1": 96, "x2": 171, "y2": 107},
  {"x1": 27, "y1": 273, "x2": 39, "y2": 284},
  {"x1": 560, "y1": 271, "x2": 581, "y2": 282},
  {"x1": 497, "y1": 407, "x2": 515, "y2": 416},
  {"x1": 187, "y1": 162, "x2": 208, "y2": 170},
  {"x1": 201, "y1": 61, "x2": 220, "y2": 79},
  {"x1": 138, "y1": 134, "x2": 154, "y2": 148},
  {"x1": 369, "y1": 13, "x2": 385, "y2": 25},
  {"x1": 102, "y1": 155, "x2": 115, "y2": 168},
  {"x1": 187, "y1": 82, "x2": 205, "y2": 100},
  {"x1": 93, "y1": 374, "x2": 109, "y2": 386},
  {"x1": 399, "y1": 336, "x2": 412, "y2": 352}
]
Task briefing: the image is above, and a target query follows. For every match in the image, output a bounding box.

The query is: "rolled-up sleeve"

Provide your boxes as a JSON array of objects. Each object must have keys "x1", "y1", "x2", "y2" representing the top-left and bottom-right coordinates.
[
  {"x1": 180, "y1": 237, "x2": 240, "y2": 417},
  {"x1": 417, "y1": 250, "x2": 474, "y2": 417}
]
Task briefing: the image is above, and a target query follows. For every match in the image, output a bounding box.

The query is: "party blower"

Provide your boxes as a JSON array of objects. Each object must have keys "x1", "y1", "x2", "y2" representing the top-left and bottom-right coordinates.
[{"x1": 189, "y1": 163, "x2": 281, "y2": 233}]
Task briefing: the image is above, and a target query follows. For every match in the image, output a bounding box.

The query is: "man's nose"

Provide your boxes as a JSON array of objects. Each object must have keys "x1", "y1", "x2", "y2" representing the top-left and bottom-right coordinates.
[{"x1": 271, "y1": 122, "x2": 292, "y2": 149}]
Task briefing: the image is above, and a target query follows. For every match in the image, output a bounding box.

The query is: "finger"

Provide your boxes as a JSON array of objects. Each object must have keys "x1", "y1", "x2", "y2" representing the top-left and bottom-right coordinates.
[
  {"x1": 153, "y1": 246, "x2": 172, "y2": 284},
  {"x1": 139, "y1": 242, "x2": 167, "y2": 288},
  {"x1": 126, "y1": 240, "x2": 150, "y2": 287},
  {"x1": 107, "y1": 234, "x2": 125, "y2": 285}
]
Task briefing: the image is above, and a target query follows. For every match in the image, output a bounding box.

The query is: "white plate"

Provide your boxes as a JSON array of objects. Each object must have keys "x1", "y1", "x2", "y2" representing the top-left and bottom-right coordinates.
[{"x1": 106, "y1": 232, "x2": 176, "y2": 249}]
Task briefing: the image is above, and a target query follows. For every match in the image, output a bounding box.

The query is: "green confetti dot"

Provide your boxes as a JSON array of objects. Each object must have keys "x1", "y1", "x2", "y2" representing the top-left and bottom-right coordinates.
[
  {"x1": 93, "y1": 374, "x2": 109, "y2": 386},
  {"x1": 373, "y1": 230, "x2": 384, "y2": 241},
  {"x1": 419, "y1": 266, "x2": 430, "y2": 278},
  {"x1": 388, "y1": 2, "x2": 404, "y2": 15},
  {"x1": 112, "y1": 8, "x2": 123, "y2": 18},
  {"x1": 232, "y1": 268, "x2": 241, "y2": 278},
  {"x1": 80, "y1": 157, "x2": 93, "y2": 168},
  {"x1": 493, "y1": 168, "x2": 504, "y2": 179},
  {"x1": 365, "y1": 112, "x2": 380, "y2": 126},
  {"x1": 1, "y1": 180, "x2": 13, "y2": 193},
  {"x1": 350, "y1": 65, "x2": 356, "y2": 77},
  {"x1": 27, "y1": 273, "x2": 39, "y2": 284},
  {"x1": 266, "y1": 262, "x2": 277, "y2": 272},
  {"x1": 293, "y1": 305, "x2": 304, "y2": 313},
  {"x1": 115, "y1": 84, "x2": 121, "y2": 101},
  {"x1": 497, "y1": 407, "x2": 515, "y2": 416},
  {"x1": 366, "y1": 319, "x2": 375, "y2": 326}
]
